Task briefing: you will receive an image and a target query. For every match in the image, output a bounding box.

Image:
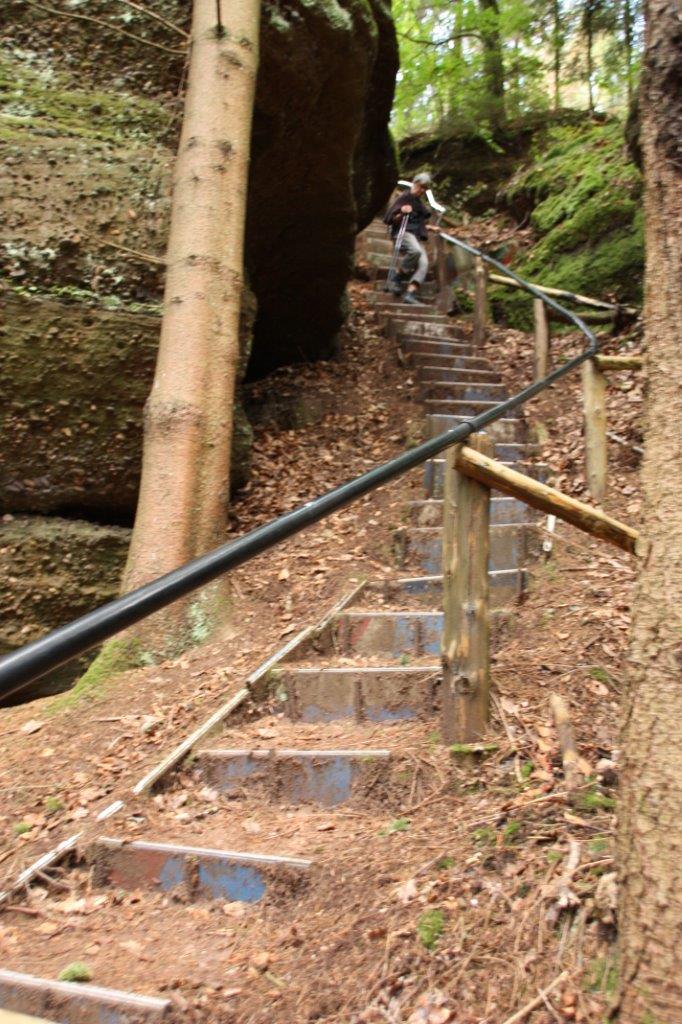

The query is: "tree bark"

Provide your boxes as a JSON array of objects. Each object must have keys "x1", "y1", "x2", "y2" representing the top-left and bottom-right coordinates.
[
  {"x1": 552, "y1": 0, "x2": 562, "y2": 110},
  {"x1": 121, "y1": 0, "x2": 260, "y2": 655},
  {"x1": 617, "y1": 2, "x2": 682, "y2": 1020}
]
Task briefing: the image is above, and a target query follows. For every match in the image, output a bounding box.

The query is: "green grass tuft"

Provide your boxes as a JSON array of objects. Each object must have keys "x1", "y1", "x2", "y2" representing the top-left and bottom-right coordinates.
[{"x1": 417, "y1": 908, "x2": 445, "y2": 950}]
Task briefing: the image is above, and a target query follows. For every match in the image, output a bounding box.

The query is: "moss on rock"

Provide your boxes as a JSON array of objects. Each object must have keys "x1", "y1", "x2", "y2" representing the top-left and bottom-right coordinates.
[{"x1": 493, "y1": 120, "x2": 644, "y2": 329}]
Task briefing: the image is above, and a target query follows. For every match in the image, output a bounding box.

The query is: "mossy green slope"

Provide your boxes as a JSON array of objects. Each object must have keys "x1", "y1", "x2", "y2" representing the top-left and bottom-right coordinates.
[{"x1": 494, "y1": 120, "x2": 643, "y2": 329}]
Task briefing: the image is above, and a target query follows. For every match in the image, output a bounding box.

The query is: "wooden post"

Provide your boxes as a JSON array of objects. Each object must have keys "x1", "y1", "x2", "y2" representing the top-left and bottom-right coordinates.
[
  {"x1": 533, "y1": 298, "x2": 550, "y2": 382},
  {"x1": 473, "y1": 256, "x2": 488, "y2": 347},
  {"x1": 582, "y1": 358, "x2": 607, "y2": 502},
  {"x1": 434, "y1": 233, "x2": 450, "y2": 313},
  {"x1": 441, "y1": 432, "x2": 494, "y2": 745}
]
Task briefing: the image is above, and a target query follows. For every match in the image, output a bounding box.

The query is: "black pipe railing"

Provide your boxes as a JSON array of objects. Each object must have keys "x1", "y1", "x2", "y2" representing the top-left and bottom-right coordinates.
[{"x1": 0, "y1": 233, "x2": 598, "y2": 702}]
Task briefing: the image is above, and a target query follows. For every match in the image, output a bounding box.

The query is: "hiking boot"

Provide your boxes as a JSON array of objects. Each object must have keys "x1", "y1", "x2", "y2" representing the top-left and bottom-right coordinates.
[{"x1": 403, "y1": 290, "x2": 424, "y2": 306}]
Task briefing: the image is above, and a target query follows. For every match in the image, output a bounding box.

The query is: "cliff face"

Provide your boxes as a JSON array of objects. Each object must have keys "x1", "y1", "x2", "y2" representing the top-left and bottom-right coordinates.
[{"x1": 0, "y1": 0, "x2": 398, "y2": 664}]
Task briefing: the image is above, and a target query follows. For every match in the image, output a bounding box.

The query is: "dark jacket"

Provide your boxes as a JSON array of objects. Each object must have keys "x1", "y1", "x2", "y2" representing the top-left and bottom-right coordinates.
[{"x1": 384, "y1": 189, "x2": 431, "y2": 241}]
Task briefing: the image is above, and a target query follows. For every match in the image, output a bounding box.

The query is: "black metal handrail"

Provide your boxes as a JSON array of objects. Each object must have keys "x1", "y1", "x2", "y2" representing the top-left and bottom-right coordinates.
[{"x1": 0, "y1": 234, "x2": 597, "y2": 702}]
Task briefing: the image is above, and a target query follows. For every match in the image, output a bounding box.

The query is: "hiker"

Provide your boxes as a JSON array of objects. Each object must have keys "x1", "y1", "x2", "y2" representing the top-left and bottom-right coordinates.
[{"x1": 383, "y1": 173, "x2": 439, "y2": 306}]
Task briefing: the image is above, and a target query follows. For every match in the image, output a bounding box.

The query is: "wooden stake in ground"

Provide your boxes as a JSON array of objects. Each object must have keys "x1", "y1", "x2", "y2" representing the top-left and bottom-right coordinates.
[
  {"x1": 617, "y1": 2, "x2": 682, "y2": 1020},
  {"x1": 120, "y1": 0, "x2": 261, "y2": 657},
  {"x1": 441, "y1": 432, "x2": 493, "y2": 744},
  {"x1": 549, "y1": 694, "x2": 580, "y2": 794},
  {"x1": 473, "y1": 256, "x2": 488, "y2": 347},
  {"x1": 533, "y1": 297, "x2": 550, "y2": 382},
  {"x1": 581, "y1": 358, "x2": 607, "y2": 502}
]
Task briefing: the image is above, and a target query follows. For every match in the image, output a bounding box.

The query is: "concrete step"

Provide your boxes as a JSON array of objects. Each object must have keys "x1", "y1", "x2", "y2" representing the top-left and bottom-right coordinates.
[
  {"x1": 89, "y1": 838, "x2": 311, "y2": 903},
  {"x1": 427, "y1": 413, "x2": 526, "y2": 443},
  {"x1": 0, "y1": 969, "x2": 170, "y2": 1024},
  {"x1": 391, "y1": 321, "x2": 467, "y2": 340},
  {"x1": 416, "y1": 366, "x2": 501, "y2": 383},
  {"x1": 370, "y1": 569, "x2": 525, "y2": 607},
  {"x1": 419, "y1": 382, "x2": 508, "y2": 402},
  {"x1": 403, "y1": 337, "x2": 473, "y2": 357},
  {"x1": 367, "y1": 296, "x2": 441, "y2": 315},
  {"x1": 408, "y1": 496, "x2": 530, "y2": 526},
  {"x1": 409, "y1": 352, "x2": 491, "y2": 372},
  {"x1": 424, "y1": 397, "x2": 508, "y2": 418},
  {"x1": 373, "y1": 279, "x2": 437, "y2": 296},
  {"x1": 330, "y1": 610, "x2": 509, "y2": 658},
  {"x1": 195, "y1": 748, "x2": 391, "y2": 807},
  {"x1": 364, "y1": 237, "x2": 393, "y2": 254},
  {"x1": 396, "y1": 524, "x2": 527, "y2": 575},
  {"x1": 273, "y1": 665, "x2": 439, "y2": 722}
]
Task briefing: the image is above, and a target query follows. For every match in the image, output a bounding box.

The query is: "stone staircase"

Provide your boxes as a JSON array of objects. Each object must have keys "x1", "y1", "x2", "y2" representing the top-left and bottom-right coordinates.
[{"x1": 0, "y1": 219, "x2": 541, "y2": 1023}]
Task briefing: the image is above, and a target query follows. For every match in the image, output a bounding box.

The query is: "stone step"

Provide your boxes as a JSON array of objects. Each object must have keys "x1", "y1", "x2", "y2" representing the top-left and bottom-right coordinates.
[
  {"x1": 89, "y1": 838, "x2": 311, "y2": 903},
  {"x1": 416, "y1": 366, "x2": 501, "y2": 383},
  {"x1": 408, "y1": 496, "x2": 530, "y2": 526},
  {"x1": 409, "y1": 352, "x2": 491, "y2": 372},
  {"x1": 396, "y1": 524, "x2": 527, "y2": 575},
  {"x1": 364, "y1": 237, "x2": 393, "y2": 254},
  {"x1": 371, "y1": 570, "x2": 525, "y2": 607},
  {"x1": 427, "y1": 413, "x2": 526, "y2": 443},
  {"x1": 370, "y1": 297, "x2": 444, "y2": 316},
  {"x1": 272, "y1": 665, "x2": 439, "y2": 722},
  {"x1": 195, "y1": 748, "x2": 391, "y2": 807},
  {"x1": 373, "y1": 279, "x2": 437, "y2": 296},
  {"x1": 330, "y1": 610, "x2": 507, "y2": 658},
  {"x1": 424, "y1": 397, "x2": 508, "y2": 418},
  {"x1": 0, "y1": 969, "x2": 170, "y2": 1024},
  {"x1": 419, "y1": 381, "x2": 508, "y2": 402},
  {"x1": 403, "y1": 338, "x2": 474, "y2": 358},
  {"x1": 391, "y1": 321, "x2": 467, "y2": 341}
]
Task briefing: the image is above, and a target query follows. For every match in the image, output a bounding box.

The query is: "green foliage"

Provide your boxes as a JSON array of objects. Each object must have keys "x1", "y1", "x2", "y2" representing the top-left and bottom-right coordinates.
[
  {"x1": 392, "y1": 0, "x2": 643, "y2": 139},
  {"x1": 416, "y1": 908, "x2": 445, "y2": 950},
  {"x1": 58, "y1": 962, "x2": 93, "y2": 983},
  {"x1": 12, "y1": 821, "x2": 31, "y2": 836},
  {"x1": 473, "y1": 825, "x2": 496, "y2": 846},
  {"x1": 380, "y1": 817, "x2": 411, "y2": 835},
  {"x1": 493, "y1": 119, "x2": 643, "y2": 325},
  {"x1": 521, "y1": 760, "x2": 534, "y2": 779},
  {"x1": 585, "y1": 954, "x2": 618, "y2": 996},
  {"x1": 502, "y1": 820, "x2": 522, "y2": 844},
  {"x1": 44, "y1": 796, "x2": 64, "y2": 814},
  {"x1": 577, "y1": 786, "x2": 616, "y2": 813}
]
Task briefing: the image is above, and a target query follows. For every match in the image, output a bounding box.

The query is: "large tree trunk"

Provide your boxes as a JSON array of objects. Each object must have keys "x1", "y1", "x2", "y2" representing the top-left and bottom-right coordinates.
[
  {"x1": 478, "y1": 0, "x2": 506, "y2": 130},
  {"x1": 122, "y1": 0, "x2": 261, "y2": 656},
  {"x1": 617, "y1": 2, "x2": 682, "y2": 1020}
]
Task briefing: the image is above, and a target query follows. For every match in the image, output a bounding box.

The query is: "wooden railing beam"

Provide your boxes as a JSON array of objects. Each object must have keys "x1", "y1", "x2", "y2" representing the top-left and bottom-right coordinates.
[
  {"x1": 594, "y1": 355, "x2": 643, "y2": 372},
  {"x1": 455, "y1": 446, "x2": 638, "y2": 554}
]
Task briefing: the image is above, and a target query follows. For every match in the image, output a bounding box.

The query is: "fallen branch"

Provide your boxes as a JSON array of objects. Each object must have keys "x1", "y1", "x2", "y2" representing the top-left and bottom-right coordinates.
[
  {"x1": 111, "y1": 0, "x2": 189, "y2": 38},
  {"x1": 500, "y1": 971, "x2": 570, "y2": 1024},
  {"x1": 21, "y1": 0, "x2": 186, "y2": 55},
  {"x1": 549, "y1": 694, "x2": 582, "y2": 794}
]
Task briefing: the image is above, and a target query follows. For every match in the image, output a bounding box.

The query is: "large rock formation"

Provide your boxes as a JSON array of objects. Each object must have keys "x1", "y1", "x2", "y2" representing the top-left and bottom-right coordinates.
[{"x1": 0, "y1": 0, "x2": 398, "y2": 664}]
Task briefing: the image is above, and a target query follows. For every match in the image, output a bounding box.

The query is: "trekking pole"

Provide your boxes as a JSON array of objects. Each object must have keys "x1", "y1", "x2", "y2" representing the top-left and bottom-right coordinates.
[{"x1": 384, "y1": 214, "x2": 409, "y2": 292}]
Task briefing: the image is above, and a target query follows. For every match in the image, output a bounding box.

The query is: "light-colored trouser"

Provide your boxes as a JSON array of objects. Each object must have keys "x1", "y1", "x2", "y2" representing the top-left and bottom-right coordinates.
[{"x1": 399, "y1": 231, "x2": 429, "y2": 286}]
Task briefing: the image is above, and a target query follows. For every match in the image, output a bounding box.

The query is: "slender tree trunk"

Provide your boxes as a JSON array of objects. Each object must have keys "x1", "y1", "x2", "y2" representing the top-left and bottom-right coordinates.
[
  {"x1": 552, "y1": 0, "x2": 562, "y2": 109},
  {"x1": 122, "y1": 0, "x2": 261, "y2": 656},
  {"x1": 585, "y1": 1, "x2": 595, "y2": 111},
  {"x1": 622, "y1": 0, "x2": 634, "y2": 106},
  {"x1": 478, "y1": 0, "x2": 506, "y2": 130},
  {"x1": 617, "y1": 1, "x2": 682, "y2": 1020}
]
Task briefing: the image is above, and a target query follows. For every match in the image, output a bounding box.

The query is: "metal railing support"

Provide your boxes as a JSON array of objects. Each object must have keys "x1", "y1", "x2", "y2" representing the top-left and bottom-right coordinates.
[
  {"x1": 473, "y1": 256, "x2": 488, "y2": 347},
  {"x1": 441, "y1": 432, "x2": 493, "y2": 744}
]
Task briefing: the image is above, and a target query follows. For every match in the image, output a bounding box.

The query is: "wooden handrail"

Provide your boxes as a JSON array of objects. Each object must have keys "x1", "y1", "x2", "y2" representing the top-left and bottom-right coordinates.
[
  {"x1": 594, "y1": 354, "x2": 643, "y2": 371},
  {"x1": 455, "y1": 446, "x2": 639, "y2": 554}
]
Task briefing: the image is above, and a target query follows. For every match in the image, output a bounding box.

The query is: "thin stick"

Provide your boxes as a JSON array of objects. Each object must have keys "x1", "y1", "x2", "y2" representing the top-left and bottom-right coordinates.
[
  {"x1": 500, "y1": 971, "x2": 569, "y2": 1024},
  {"x1": 549, "y1": 694, "x2": 582, "y2": 793},
  {"x1": 111, "y1": 0, "x2": 189, "y2": 38},
  {"x1": 98, "y1": 238, "x2": 165, "y2": 266},
  {"x1": 21, "y1": 0, "x2": 186, "y2": 56}
]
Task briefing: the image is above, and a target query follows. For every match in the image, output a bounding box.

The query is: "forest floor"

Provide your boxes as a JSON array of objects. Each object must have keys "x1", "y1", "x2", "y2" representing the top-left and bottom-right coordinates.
[{"x1": 0, "y1": 270, "x2": 645, "y2": 1023}]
